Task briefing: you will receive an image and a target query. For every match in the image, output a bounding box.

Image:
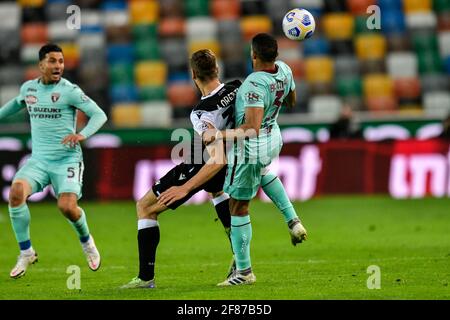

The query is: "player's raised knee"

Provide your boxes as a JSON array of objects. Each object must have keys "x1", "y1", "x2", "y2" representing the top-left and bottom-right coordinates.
[
  {"x1": 57, "y1": 198, "x2": 79, "y2": 219},
  {"x1": 9, "y1": 183, "x2": 26, "y2": 207}
]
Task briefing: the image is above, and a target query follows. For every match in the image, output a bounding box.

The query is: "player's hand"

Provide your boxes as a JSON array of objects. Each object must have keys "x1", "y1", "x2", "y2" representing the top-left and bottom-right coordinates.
[
  {"x1": 61, "y1": 133, "x2": 85, "y2": 148},
  {"x1": 203, "y1": 129, "x2": 221, "y2": 145},
  {"x1": 157, "y1": 186, "x2": 189, "y2": 207}
]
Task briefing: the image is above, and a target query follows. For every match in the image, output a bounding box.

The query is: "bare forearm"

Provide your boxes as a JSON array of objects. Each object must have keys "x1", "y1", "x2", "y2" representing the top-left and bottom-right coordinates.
[{"x1": 185, "y1": 163, "x2": 225, "y2": 192}]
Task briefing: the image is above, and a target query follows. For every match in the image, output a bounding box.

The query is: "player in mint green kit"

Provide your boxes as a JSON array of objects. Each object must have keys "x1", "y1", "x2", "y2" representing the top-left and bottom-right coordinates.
[
  {"x1": 0, "y1": 44, "x2": 107, "y2": 278},
  {"x1": 211, "y1": 34, "x2": 308, "y2": 286}
]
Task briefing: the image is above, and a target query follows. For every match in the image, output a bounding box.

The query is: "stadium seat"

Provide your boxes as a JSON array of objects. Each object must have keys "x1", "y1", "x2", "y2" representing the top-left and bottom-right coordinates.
[
  {"x1": 0, "y1": 66, "x2": 23, "y2": 86},
  {"x1": 211, "y1": 0, "x2": 240, "y2": 20},
  {"x1": 159, "y1": 38, "x2": 188, "y2": 68},
  {"x1": 308, "y1": 95, "x2": 343, "y2": 119},
  {"x1": 111, "y1": 103, "x2": 141, "y2": 127},
  {"x1": 363, "y1": 74, "x2": 394, "y2": 98},
  {"x1": 218, "y1": 20, "x2": 242, "y2": 43},
  {"x1": 354, "y1": 15, "x2": 379, "y2": 34},
  {"x1": 412, "y1": 32, "x2": 438, "y2": 53},
  {"x1": 366, "y1": 96, "x2": 398, "y2": 111},
  {"x1": 159, "y1": 0, "x2": 184, "y2": 18},
  {"x1": 394, "y1": 78, "x2": 421, "y2": 100},
  {"x1": 377, "y1": 0, "x2": 402, "y2": 11},
  {"x1": 346, "y1": 0, "x2": 376, "y2": 15},
  {"x1": 167, "y1": 82, "x2": 198, "y2": 108},
  {"x1": 420, "y1": 74, "x2": 450, "y2": 92},
  {"x1": 58, "y1": 42, "x2": 80, "y2": 69},
  {"x1": 185, "y1": 0, "x2": 210, "y2": 17},
  {"x1": 381, "y1": 10, "x2": 406, "y2": 35},
  {"x1": 0, "y1": 85, "x2": 20, "y2": 106},
  {"x1": 139, "y1": 86, "x2": 167, "y2": 102},
  {"x1": 103, "y1": 7, "x2": 129, "y2": 28},
  {"x1": 110, "y1": 85, "x2": 138, "y2": 103},
  {"x1": 186, "y1": 17, "x2": 218, "y2": 41},
  {"x1": 416, "y1": 50, "x2": 442, "y2": 74},
  {"x1": 330, "y1": 39, "x2": 354, "y2": 55},
  {"x1": 438, "y1": 32, "x2": 450, "y2": 58},
  {"x1": 107, "y1": 44, "x2": 134, "y2": 64},
  {"x1": 355, "y1": 34, "x2": 387, "y2": 60},
  {"x1": 387, "y1": 34, "x2": 411, "y2": 51},
  {"x1": 21, "y1": 23, "x2": 48, "y2": 44},
  {"x1": 403, "y1": 0, "x2": 432, "y2": 14},
  {"x1": 406, "y1": 12, "x2": 437, "y2": 30},
  {"x1": 132, "y1": 24, "x2": 157, "y2": 41},
  {"x1": 109, "y1": 63, "x2": 134, "y2": 85},
  {"x1": 360, "y1": 59, "x2": 386, "y2": 75},
  {"x1": 135, "y1": 61, "x2": 167, "y2": 87},
  {"x1": 188, "y1": 40, "x2": 221, "y2": 58},
  {"x1": 322, "y1": 14, "x2": 355, "y2": 40},
  {"x1": 336, "y1": 76, "x2": 362, "y2": 97},
  {"x1": 129, "y1": 0, "x2": 159, "y2": 24},
  {"x1": 324, "y1": 0, "x2": 347, "y2": 12},
  {"x1": 303, "y1": 37, "x2": 330, "y2": 57},
  {"x1": 305, "y1": 57, "x2": 334, "y2": 83},
  {"x1": 334, "y1": 54, "x2": 360, "y2": 75},
  {"x1": 434, "y1": 0, "x2": 450, "y2": 14},
  {"x1": 284, "y1": 59, "x2": 305, "y2": 79},
  {"x1": 240, "y1": 15, "x2": 272, "y2": 41},
  {"x1": 134, "y1": 39, "x2": 160, "y2": 61},
  {"x1": 18, "y1": 0, "x2": 45, "y2": 7},
  {"x1": 438, "y1": 12, "x2": 450, "y2": 31},
  {"x1": 445, "y1": 56, "x2": 450, "y2": 74},
  {"x1": 141, "y1": 102, "x2": 172, "y2": 127},
  {"x1": 48, "y1": 21, "x2": 78, "y2": 42},
  {"x1": 24, "y1": 66, "x2": 40, "y2": 81},
  {"x1": 0, "y1": 3, "x2": 20, "y2": 30},
  {"x1": 387, "y1": 52, "x2": 418, "y2": 78},
  {"x1": 158, "y1": 17, "x2": 185, "y2": 37},
  {"x1": 309, "y1": 82, "x2": 335, "y2": 96},
  {"x1": 21, "y1": 44, "x2": 41, "y2": 65},
  {"x1": 423, "y1": 91, "x2": 450, "y2": 116}
]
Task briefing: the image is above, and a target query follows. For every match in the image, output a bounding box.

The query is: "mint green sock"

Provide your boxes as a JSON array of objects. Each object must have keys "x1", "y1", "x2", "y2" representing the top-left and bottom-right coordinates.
[
  {"x1": 261, "y1": 173, "x2": 298, "y2": 223},
  {"x1": 69, "y1": 208, "x2": 90, "y2": 243},
  {"x1": 9, "y1": 204, "x2": 32, "y2": 250},
  {"x1": 231, "y1": 215, "x2": 252, "y2": 271}
]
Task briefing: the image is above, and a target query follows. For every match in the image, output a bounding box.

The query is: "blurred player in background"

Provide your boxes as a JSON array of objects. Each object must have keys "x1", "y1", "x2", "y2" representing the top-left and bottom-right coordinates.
[
  {"x1": 0, "y1": 44, "x2": 107, "y2": 278},
  {"x1": 209, "y1": 33, "x2": 308, "y2": 286}
]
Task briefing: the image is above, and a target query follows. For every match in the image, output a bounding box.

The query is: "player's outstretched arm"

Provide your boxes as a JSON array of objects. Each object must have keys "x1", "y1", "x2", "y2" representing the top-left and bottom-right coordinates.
[
  {"x1": 0, "y1": 97, "x2": 25, "y2": 120},
  {"x1": 157, "y1": 123, "x2": 226, "y2": 207}
]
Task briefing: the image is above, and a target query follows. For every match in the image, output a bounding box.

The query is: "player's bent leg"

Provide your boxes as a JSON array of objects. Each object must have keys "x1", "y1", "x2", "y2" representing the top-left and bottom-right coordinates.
[
  {"x1": 121, "y1": 190, "x2": 165, "y2": 289},
  {"x1": 260, "y1": 172, "x2": 307, "y2": 245},
  {"x1": 58, "y1": 193, "x2": 100, "y2": 271},
  {"x1": 218, "y1": 199, "x2": 256, "y2": 287},
  {"x1": 8, "y1": 179, "x2": 38, "y2": 279}
]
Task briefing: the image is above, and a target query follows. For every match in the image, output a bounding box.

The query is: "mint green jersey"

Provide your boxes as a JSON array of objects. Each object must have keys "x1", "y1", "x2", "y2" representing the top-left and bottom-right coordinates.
[
  {"x1": 10, "y1": 78, "x2": 106, "y2": 163},
  {"x1": 234, "y1": 60, "x2": 296, "y2": 130}
]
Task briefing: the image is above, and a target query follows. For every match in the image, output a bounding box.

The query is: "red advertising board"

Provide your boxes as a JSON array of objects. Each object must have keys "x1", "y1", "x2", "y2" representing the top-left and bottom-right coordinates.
[{"x1": 1, "y1": 140, "x2": 449, "y2": 202}]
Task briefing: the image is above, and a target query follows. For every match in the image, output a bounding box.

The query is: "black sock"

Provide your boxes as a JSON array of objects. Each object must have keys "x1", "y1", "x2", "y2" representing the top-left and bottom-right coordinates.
[
  {"x1": 214, "y1": 198, "x2": 231, "y2": 229},
  {"x1": 138, "y1": 226, "x2": 160, "y2": 281}
]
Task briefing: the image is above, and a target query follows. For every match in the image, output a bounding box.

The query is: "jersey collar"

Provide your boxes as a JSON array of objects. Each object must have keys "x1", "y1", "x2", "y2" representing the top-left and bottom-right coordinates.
[{"x1": 201, "y1": 83, "x2": 224, "y2": 100}]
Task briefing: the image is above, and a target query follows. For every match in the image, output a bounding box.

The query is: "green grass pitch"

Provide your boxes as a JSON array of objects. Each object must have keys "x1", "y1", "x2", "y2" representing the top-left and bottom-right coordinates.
[{"x1": 0, "y1": 196, "x2": 449, "y2": 300}]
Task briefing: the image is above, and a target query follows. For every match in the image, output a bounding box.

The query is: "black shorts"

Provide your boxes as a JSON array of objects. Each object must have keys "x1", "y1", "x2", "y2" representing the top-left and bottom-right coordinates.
[{"x1": 152, "y1": 163, "x2": 226, "y2": 209}]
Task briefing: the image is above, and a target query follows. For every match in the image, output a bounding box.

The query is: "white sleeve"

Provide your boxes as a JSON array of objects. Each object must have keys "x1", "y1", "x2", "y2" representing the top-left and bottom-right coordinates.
[{"x1": 190, "y1": 110, "x2": 217, "y2": 135}]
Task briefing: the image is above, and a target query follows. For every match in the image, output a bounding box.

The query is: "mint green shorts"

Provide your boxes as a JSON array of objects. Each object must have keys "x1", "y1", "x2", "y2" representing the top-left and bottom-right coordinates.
[
  {"x1": 14, "y1": 157, "x2": 84, "y2": 199},
  {"x1": 224, "y1": 129, "x2": 283, "y2": 200}
]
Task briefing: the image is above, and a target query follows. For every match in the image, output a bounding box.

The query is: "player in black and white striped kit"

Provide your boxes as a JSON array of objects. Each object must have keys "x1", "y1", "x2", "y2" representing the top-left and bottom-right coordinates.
[{"x1": 121, "y1": 49, "x2": 239, "y2": 289}]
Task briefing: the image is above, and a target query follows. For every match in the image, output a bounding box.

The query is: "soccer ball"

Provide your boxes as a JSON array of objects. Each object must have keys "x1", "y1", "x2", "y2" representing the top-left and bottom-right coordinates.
[{"x1": 282, "y1": 8, "x2": 316, "y2": 41}]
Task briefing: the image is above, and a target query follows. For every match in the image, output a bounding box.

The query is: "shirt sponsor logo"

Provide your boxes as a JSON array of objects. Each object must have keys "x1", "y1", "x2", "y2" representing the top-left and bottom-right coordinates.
[
  {"x1": 81, "y1": 93, "x2": 89, "y2": 102},
  {"x1": 51, "y1": 92, "x2": 60, "y2": 103},
  {"x1": 25, "y1": 95, "x2": 38, "y2": 105},
  {"x1": 246, "y1": 91, "x2": 260, "y2": 103}
]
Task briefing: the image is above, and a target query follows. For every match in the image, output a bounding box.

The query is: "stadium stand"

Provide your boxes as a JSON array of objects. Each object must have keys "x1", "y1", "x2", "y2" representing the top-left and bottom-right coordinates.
[{"x1": 0, "y1": 0, "x2": 449, "y2": 128}]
